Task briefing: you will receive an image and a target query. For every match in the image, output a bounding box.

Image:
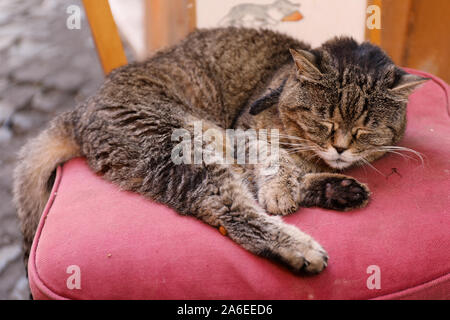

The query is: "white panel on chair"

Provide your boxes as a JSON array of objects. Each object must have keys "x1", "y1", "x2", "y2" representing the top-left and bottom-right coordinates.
[{"x1": 197, "y1": 0, "x2": 367, "y2": 48}]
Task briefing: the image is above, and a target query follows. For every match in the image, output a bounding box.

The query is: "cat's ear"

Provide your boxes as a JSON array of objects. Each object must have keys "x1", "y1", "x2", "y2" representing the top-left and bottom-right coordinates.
[
  {"x1": 289, "y1": 48, "x2": 322, "y2": 82},
  {"x1": 390, "y1": 74, "x2": 429, "y2": 97}
]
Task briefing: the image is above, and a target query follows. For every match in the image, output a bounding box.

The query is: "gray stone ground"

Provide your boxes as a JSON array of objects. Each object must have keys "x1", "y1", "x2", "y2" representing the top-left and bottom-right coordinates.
[{"x1": 0, "y1": 0, "x2": 106, "y2": 299}]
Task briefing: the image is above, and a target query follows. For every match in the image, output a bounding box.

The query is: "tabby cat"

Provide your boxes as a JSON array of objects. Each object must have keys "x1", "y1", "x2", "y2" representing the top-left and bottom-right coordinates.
[{"x1": 14, "y1": 28, "x2": 427, "y2": 274}]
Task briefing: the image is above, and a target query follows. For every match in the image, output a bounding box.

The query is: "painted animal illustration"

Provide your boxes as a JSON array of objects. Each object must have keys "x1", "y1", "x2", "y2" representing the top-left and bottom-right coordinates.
[{"x1": 219, "y1": 0, "x2": 303, "y2": 28}]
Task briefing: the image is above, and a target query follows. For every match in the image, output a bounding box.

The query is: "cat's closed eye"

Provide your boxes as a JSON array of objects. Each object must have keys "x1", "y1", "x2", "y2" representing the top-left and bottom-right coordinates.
[
  {"x1": 352, "y1": 128, "x2": 365, "y2": 139},
  {"x1": 321, "y1": 122, "x2": 335, "y2": 137},
  {"x1": 293, "y1": 105, "x2": 311, "y2": 112},
  {"x1": 353, "y1": 129, "x2": 390, "y2": 146}
]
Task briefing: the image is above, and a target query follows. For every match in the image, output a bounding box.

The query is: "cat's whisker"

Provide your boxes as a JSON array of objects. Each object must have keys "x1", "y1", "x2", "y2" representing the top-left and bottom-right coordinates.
[
  {"x1": 286, "y1": 149, "x2": 317, "y2": 154},
  {"x1": 278, "y1": 142, "x2": 310, "y2": 147},
  {"x1": 379, "y1": 150, "x2": 415, "y2": 162},
  {"x1": 360, "y1": 157, "x2": 386, "y2": 178},
  {"x1": 353, "y1": 159, "x2": 370, "y2": 177},
  {"x1": 276, "y1": 134, "x2": 318, "y2": 144},
  {"x1": 281, "y1": 146, "x2": 317, "y2": 151},
  {"x1": 278, "y1": 142, "x2": 319, "y2": 151},
  {"x1": 287, "y1": 150, "x2": 318, "y2": 155},
  {"x1": 277, "y1": 136, "x2": 324, "y2": 150},
  {"x1": 282, "y1": 146, "x2": 322, "y2": 152},
  {"x1": 275, "y1": 133, "x2": 309, "y2": 140},
  {"x1": 286, "y1": 149, "x2": 315, "y2": 153},
  {"x1": 278, "y1": 137, "x2": 311, "y2": 143},
  {"x1": 379, "y1": 146, "x2": 425, "y2": 166},
  {"x1": 284, "y1": 145, "x2": 318, "y2": 150},
  {"x1": 360, "y1": 161, "x2": 368, "y2": 176}
]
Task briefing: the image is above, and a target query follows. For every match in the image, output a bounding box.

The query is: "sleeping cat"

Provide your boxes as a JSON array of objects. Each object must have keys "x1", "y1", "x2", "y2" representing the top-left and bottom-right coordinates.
[{"x1": 14, "y1": 28, "x2": 427, "y2": 274}]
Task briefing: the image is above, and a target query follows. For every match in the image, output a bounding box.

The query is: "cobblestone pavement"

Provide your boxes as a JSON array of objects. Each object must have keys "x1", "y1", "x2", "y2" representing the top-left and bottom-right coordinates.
[{"x1": 0, "y1": 0, "x2": 105, "y2": 299}]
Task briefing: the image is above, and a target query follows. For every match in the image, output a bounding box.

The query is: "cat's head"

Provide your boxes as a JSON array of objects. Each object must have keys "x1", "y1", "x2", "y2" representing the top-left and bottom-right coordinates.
[{"x1": 278, "y1": 37, "x2": 428, "y2": 169}]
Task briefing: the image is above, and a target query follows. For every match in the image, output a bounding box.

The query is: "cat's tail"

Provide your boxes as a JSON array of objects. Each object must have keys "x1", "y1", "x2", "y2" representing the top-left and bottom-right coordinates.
[{"x1": 13, "y1": 111, "x2": 81, "y2": 268}]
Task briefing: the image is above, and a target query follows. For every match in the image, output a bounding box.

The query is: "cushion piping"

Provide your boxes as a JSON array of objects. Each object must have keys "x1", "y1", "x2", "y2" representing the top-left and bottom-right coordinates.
[{"x1": 28, "y1": 165, "x2": 69, "y2": 300}]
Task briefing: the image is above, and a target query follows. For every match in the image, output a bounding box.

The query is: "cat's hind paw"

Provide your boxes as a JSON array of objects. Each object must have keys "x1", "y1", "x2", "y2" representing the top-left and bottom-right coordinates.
[{"x1": 261, "y1": 224, "x2": 329, "y2": 274}]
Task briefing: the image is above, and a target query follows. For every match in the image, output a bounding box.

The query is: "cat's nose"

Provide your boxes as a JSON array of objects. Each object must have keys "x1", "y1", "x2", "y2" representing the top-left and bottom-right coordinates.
[{"x1": 334, "y1": 146, "x2": 347, "y2": 154}]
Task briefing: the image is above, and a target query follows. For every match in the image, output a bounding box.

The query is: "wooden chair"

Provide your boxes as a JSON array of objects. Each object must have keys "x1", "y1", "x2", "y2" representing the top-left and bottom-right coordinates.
[{"x1": 82, "y1": 0, "x2": 196, "y2": 75}]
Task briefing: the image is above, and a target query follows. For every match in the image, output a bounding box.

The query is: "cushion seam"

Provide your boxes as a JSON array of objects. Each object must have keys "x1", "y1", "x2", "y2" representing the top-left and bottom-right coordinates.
[
  {"x1": 404, "y1": 68, "x2": 450, "y2": 117},
  {"x1": 28, "y1": 165, "x2": 69, "y2": 300},
  {"x1": 370, "y1": 272, "x2": 450, "y2": 300}
]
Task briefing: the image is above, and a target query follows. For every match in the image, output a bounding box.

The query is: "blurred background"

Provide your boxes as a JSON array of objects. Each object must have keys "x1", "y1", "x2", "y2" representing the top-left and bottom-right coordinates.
[{"x1": 0, "y1": 0, "x2": 448, "y2": 299}]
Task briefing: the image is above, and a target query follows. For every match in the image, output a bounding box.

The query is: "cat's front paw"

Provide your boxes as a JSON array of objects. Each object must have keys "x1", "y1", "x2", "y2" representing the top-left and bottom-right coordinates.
[
  {"x1": 258, "y1": 182, "x2": 299, "y2": 216},
  {"x1": 302, "y1": 174, "x2": 370, "y2": 211}
]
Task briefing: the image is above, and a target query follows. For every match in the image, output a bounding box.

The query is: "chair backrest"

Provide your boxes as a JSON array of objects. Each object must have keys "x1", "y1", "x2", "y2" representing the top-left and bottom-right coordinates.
[{"x1": 82, "y1": 0, "x2": 128, "y2": 74}]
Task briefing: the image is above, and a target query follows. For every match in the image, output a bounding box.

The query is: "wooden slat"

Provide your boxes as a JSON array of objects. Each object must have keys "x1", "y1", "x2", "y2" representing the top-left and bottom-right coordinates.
[
  {"x1": 366, "y1": 0, "x2": 450, "y2": 82},
  {"x1": 82, "y1": 0, "x2": 128, "y2": 74},
  {"x1": 365, "y1": 0, "x2": 382, "y2": 46},
  {"x1": 145, "y1": 0, "x2": 197, "y2": 55},
  {"x1": 379, "y1": 0, "x2": 412, "y2": 65},
  {"x1": 187, "y1": 0, "x2": 197, "y2": 33},
  {"x1": 403, "y1": 0, "x2": 450, "y2": 82}
]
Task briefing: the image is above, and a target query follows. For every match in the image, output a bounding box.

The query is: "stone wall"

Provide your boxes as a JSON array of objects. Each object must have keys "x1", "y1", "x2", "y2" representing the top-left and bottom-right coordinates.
[{"x1": 0, "y1": 0, "x2": 104, "y2": 299}]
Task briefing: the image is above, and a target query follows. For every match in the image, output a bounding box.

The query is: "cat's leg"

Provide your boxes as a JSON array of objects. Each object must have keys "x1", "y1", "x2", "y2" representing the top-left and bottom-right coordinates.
[
  {"x1": 250, "y1": 135, "x2": 324, "y2": 215},
  {"x1": 253, "y1": 143, "x2": 370, "y2": 214},
  {"x1": 254, "y1": 147, "x2": 305, "y2": 215},
  {"x1": 143, "y1": 119, "x2": 327, "y2": 273},
  {"x1": 258, "y1": 169, "x2": 370, "y2": 213},
  {"x1": 179, "y1": 122, "x2": 327, "y2": 272},
  {"x1": 177, "y1": 163, "x2": 329, "y2": 274}
]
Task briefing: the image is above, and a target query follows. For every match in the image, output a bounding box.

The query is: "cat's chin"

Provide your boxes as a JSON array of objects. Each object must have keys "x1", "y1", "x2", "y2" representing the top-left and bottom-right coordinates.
[{"x1": 323, "y1": 159, "x2": 353, "y2": 170}]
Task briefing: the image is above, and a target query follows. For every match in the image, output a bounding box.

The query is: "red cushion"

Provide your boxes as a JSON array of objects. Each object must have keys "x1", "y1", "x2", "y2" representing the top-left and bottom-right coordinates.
[{"x1": 28, "y1": 69, "x2": 450, "y2": 300}]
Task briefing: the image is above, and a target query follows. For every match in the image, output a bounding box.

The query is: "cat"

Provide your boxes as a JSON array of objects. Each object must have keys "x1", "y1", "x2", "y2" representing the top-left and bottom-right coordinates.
[
  {"x1": 14, "y1": 27, "x2": 427, "y2": 274},
  {"x1": 219, "y1": 0, "x2": 300, "y2": 28}
]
